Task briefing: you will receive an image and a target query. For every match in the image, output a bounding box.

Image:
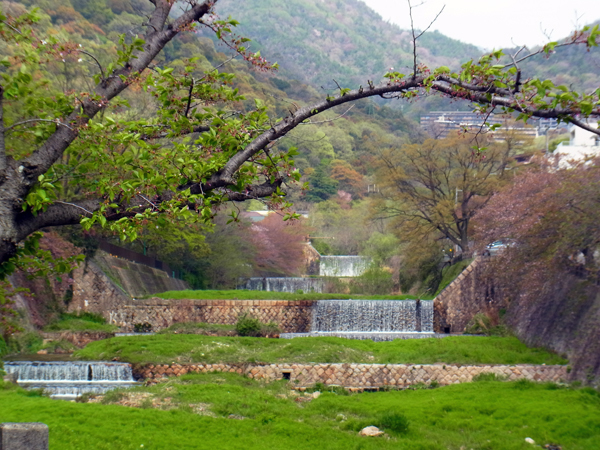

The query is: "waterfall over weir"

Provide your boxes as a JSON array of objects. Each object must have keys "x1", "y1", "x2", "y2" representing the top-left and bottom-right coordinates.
[
  {"x1": 281, "y1": 299, "x2": 435, "y2": 341},
  {"x1": 3, "y1": 361, "x2": 138, "y2": 399},
  {"x1": 240, "y1": 277, "x2": 324, "y2": 293},
  {"x1": 319, "y1": 256, "x2": 370, "y2": 277}
]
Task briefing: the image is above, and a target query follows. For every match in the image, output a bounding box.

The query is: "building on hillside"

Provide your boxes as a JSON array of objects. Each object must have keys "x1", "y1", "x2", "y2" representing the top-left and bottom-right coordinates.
[
  {"x1": 420, "y1": 111, "x2": 547, "y2": 141},
  {"x1": 551, "y1": 122, "x2": 600, "y2": 169}
]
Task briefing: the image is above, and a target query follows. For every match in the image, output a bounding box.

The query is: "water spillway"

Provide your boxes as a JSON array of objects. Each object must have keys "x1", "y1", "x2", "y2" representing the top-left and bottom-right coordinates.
[
  {"x1": 319, "y1": 256, "x2": 370, "y2": 277},
  {"x1": 240, "y1": 277, "x2": 324, "y2": 293},
  {"x1": 311, "y1": 300, "x2": 434, "y2": 333},
  {"x1": 280, "y1": 299, "x2": 435, "y2": 341},
  {"x1": 3, "y1": 361, "x2": 138, "y2": 399}
]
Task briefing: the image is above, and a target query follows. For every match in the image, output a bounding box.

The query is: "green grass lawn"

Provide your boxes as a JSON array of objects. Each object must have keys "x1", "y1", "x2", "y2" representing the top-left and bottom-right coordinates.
[
  {"x1": 0, "y1": 373, "x2": 598, "y2": 449},
  {"x1": 43, "y1": 313, "x2": 118, "y2": 333},
  {"x1": 152, "y1": 289, "x2": 433, "y2": 300},
  {"x1": 73, "y1": 335, "x2": 566, "y2": 366},
  {"x1": 435, "y1": 259, "x2": 473, "y2": 296}
]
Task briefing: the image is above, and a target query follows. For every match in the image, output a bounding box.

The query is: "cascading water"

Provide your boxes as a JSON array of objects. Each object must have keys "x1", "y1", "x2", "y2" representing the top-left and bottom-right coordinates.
[
  {"x1": 280, "y1": 299, "x2": 436, "y2": 341},
  {"x1": 3, "y1": 361, "x2": 138, "y2": 399},
  {"x1": 240, "y1": 277, "x2": 324, "y2": 293},
  {"x1": 311, "y1": 300, "x2": 433, "y2": 332},
  {"x1": 319, "y1": 256, "x2": 370, "y2": 277}
]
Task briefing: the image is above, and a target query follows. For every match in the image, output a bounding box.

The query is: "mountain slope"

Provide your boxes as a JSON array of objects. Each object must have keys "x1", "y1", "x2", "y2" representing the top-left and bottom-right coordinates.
[
  {"x1": 208, "y1": 0, "x2": 600, "y2": 98},
  {"x1": 206, "y1": 0, "x2": 481, "y2": 88}
]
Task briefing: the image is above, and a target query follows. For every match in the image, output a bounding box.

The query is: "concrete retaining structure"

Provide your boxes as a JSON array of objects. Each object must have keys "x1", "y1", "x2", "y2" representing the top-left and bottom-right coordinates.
[
  {"x1": 107, "y1": 299, "x2": 315, "y2": 333},
  {"x1": 134, "y1": 363, "x2": 567, "y2": 388},
  {"x1": 40, "y1": 331, "x2": 115, "y2": 349},
  {"x1": 433, "y1": 258, "x2": 502, "y2": 333},
  {"x1": 0, "y1": 423, "x2": 48, "y2": 450}
]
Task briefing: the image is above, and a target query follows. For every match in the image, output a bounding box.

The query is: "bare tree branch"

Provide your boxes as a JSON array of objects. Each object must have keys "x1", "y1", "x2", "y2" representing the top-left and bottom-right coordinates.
[
  {"x1": 78, "y1": 50, "x2": 106, "y2": 80},
  {"x1": 20, "y1": 0, "x2": 214, "y2": 187},
  {"x1": 408, "y1": 0, "x2": 445, "y2": 77},
  {"x1": 184, "y1": 78, "x2": 195, "y2": 118},
  {"x1": 300, "y1": 105, "x2": 355, "y2": 125},
  {"x1": 5, "y1": 119, "x2": 74, "y2": 132}
]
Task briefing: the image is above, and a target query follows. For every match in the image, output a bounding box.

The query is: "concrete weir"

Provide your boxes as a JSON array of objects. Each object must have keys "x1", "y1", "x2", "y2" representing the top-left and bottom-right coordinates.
[
  {"x1": 3, "y1": 361, "x2": 138, "y2": 400},
  {"x1": 281, "y1": 299, "x2": 436, "y2": 340},
  {"x1": 240, "y1": 277, "x2": 324, "y2": 293}
]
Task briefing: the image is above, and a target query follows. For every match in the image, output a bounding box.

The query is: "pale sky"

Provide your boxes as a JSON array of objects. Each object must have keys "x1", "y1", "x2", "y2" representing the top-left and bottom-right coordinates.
[{"x1": 361, "y1": 0, "x2": 600, "y2": 50}]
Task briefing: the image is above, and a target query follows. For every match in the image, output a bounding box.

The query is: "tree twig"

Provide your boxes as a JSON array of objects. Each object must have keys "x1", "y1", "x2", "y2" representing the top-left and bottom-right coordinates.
[
  {"x1": 139, "y1": 194, "x2": 158, "y2": 210},
  {"x1": 185, "y1": 78, "x2": 194, "y2": 117},
  {"x1": 78, "y1": 50, "x2": 106, "y2": 80},
  {"x1": 54, "y1": 201, "x2": 94, "y2": 216},
  {"x1": 408, "y1": 0, "x2": 445, "y2": 77},
  {"x1": 0, "y1": 19, "x2": 23, "y2": 36},
  {"x1": 5, "y1": 119, "x2": 74, "y2": 132},
  {"x1": 300, "y1": 105, "x2": 355, "y2": 125}
]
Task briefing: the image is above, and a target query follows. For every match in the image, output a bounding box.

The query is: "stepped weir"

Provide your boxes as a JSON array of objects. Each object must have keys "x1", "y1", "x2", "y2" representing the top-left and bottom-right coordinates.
[
  {"x1": 319, "y1": 256, "x2": 370, "y2": 277},
  {"x1": 240, "y1": 277, "x2": 324, "y2": 293},
  {"x1": 281, "y1": 299, "x2": 436, "y2": 341},
  {"x1": 3, "y1": 361, "x2": 138, "y2": 399}
]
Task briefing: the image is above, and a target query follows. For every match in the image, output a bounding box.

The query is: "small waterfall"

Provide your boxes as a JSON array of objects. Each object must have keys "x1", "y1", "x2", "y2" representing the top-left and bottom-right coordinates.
[
  {"x1": 319, "y1": 256, "x2": 370, "y2": 277},
  {"x1": 3, "y1": 361, "x2": 138, "y2": 399},
  {"x1": 420, "y1": 300, "x2": 434, "y2": 333},
  {"x1": 280, "y1": 299, "x2": 436, "y2": 341},
  {"x1": 311, "y1": 300, "x2": 430, "y2": 332},
  {"x1": 240, "y1": 277, "x2": 324, "y2": 293}
]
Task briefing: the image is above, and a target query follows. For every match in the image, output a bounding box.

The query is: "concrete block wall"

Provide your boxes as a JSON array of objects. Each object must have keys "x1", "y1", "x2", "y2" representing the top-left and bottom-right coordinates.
[
  {"x1": 108, "y1": 299, "x2": 315, "y2": 332},
  {"x1": 433, "y1": 258, "x2": 503, "y2": 333},
  {"x1": 134, "y1": 362, "x2": 568, "y2": 388}
]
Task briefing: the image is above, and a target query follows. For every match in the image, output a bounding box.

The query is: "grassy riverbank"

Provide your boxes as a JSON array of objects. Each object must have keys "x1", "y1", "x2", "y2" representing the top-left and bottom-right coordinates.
[
  {"x1": 73, "y1": 335, "x2": 566, "y2": 366},
  {"x1": 1, "y1": 373, "x2": 598, "y2": 449},
  {"x1": 152, "y1": 290, "x2": 433, "y2": 300}
]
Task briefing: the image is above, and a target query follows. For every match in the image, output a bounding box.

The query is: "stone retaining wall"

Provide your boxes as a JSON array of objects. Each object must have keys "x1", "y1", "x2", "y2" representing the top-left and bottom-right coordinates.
[
  {"x1": 434, "y1": 258, "x2": 504, "y2": 333},
  {"x1": 40, "y1": 331, "x2": 115, "y2": 349},
  {"x1": 109, "y1": 299, "x2": 315, "y2": 332},
  {"x1": 134, "y1": 363, "x2": 567, "y2": 388}
]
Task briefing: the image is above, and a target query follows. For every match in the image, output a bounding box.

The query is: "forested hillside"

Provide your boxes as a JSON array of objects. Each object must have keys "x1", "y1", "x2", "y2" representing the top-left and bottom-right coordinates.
[
  {"x1": 202, "y1": 0, "x2": 481, "y2": 88},
  {"x1": 205, "y1": 0, "x2": 600, "y2": 112},
  {"x1": 4, "y1": 0, "x2": 421, "y2": 196},
  {"x1": 4, "y1": 0, "x2": 600, "y2": 293},
  {"x1": 1, "y1": 0, "x2": 426, "y2": 288}
]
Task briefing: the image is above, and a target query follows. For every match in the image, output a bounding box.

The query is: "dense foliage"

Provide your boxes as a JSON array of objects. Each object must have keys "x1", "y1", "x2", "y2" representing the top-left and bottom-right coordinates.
[{"x1": 475, "y1": 162, "x2": 600, "y2": 303}]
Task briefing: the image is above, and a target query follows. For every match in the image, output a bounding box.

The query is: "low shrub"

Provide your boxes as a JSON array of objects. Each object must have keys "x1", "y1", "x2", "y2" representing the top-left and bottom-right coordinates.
[
  {"x1": 513, "y1": 378, "x2": 536, "y2": 390},
  {"x1": 0, "y1": 336, "x2": 7, "y2": 357},
  {"x1": 349, "y1": 267, "x2": 394, "y2": 295},
  {"x1": 306, "y1": 382, "x2": 349, "y2": 396},
  {"x1": 235, "y1": 314, "x2": 280, "y2": 337},
  {"x1": 465, "y1": 313, "x2": 492, "y2": 334},
  {"x1": 377, "y1": 410, "x2": 410, "y2": 435},
  {"x1": 64, "y1": 312, "x2": 106, "y2": 324},
  {"x1": 472, "y1": 372, "x2": 507, "y2": 382},
  {"x1": 43, "y1": 312, "x2": 116, "y2": 333},
  {"x1": 260, "y1": 321, "x2": 280, "y2": 337},
  {"x1": 41, "y1": 339, "x2": 75, "y2": 354},
  {"x1": 465, "y1": 313, "x2": 511, "y2": 336},
  {"x1": 157, "y1": 322, "x2": 235, "y2": 336},
  {"x1": 20, "y1": 387, "x2": 47, "y2": 397},
  {"x1": 133, "y1": 322, "x2": 153, "y2": 333},
  {"x1": 101, "y1": 390, "x2": 125, "y2": 404},
  {"x1": 6, "y1": 331, "x2": 43, "y2": 354},
  {"x1": 235, "y1": 314, "x2": 262, "y2": 337}
]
